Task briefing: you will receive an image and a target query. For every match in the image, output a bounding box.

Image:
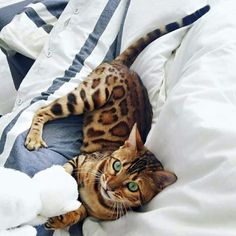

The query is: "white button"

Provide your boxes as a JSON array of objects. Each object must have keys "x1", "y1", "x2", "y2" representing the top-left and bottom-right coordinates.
[
  {"x1": 74, "y1": 8, "x2": 79, "y2": 14},
  {"x1": 47, "y1": 50, "x2": 52, "y2": 58},
  {"x1": 64, "y1": 18, "x2": 71, "y2": 27},
  {"x1": 16, "y1": 98, "x2": 23, "y2": 106}
]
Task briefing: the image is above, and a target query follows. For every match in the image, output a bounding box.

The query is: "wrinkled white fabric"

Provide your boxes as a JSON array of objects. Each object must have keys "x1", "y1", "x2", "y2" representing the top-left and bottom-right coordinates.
[
  {"x1": 84, "y1": 1, "x2": 236, "y2": 235},
  {"x1": 1, "y1": 0, "x2": 236, "y2": 235},
  {"x1": 0, "y1": 51, "x2": 16, "y2": 115}
]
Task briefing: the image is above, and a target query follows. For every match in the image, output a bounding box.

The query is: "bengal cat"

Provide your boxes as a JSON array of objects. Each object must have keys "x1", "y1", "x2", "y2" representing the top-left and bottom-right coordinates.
[
  {"x1": 44, "y1": 124, "x2": 177, "y2": 229},
  {"x1": 24, "y1": 5, "x2": 210, "y2": 229}
]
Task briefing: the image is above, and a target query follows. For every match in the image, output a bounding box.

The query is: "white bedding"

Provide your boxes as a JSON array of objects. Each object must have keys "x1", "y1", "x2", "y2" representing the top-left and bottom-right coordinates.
[
  {"x1": 1, "y1": 0, "x2": 236, "y2": 235},
  {"x1": 83, "y1": 1, "x2": 236, "y2": 235},
  {"x1": 0, "y1": 0, "x2": 67, "y2": 59},
  {"x1": 0, "y1": 50, "x2": 16, "y2": 115}
]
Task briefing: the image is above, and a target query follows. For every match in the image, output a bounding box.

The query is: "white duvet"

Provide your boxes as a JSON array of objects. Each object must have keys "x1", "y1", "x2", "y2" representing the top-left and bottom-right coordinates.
[
  {"x1": 83, "y1": 1, "x2": 236, "y2": 235},
  {"x1": 1, "y1": 0, "x2": 236, "y2": 235}
]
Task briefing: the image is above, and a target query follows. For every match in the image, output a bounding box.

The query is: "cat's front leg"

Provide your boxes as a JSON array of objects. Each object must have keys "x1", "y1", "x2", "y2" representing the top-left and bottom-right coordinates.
[
  {"x1": 44, "y1": 204, "x2": 87, "y2": 230},
  {"x1": 25, "y1": 107, "x2": 50, "y2": 150},
  {"x1": 25, "y1": 68, "x2": 114, "y2": 151},
  {"x1": 25, "y1": 89, "x2": 83, "y2": 150}
]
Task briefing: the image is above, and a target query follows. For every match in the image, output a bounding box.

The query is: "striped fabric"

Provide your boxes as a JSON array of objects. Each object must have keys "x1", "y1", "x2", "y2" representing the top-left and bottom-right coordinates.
[
  {"x1": 0, "y1": 0, "x2": 130, "y2": 235},
  {"x1": 0, "y1": 0, "x2": 68, "y2": 59},
  {"x1": 0, "y1": 0, "x2": 33, "y2": 116},
  {"x1": 23, "y1": 0, "x2": 68, "y2": 32},
  {"x1": 0, "y1": 0, "x2": 130, "y2": 173},
  {"x1": 0, "y1": 50, "x2": 17, "y2": 116},
  {"x1": 0, "y1": 0, "x2": 68, "y2": 93}
]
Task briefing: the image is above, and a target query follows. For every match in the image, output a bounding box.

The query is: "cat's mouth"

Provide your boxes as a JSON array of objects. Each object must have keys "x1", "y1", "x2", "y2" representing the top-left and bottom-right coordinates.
[{"x1": 101, "y1": 186, "x2": 112, "y2": 200}]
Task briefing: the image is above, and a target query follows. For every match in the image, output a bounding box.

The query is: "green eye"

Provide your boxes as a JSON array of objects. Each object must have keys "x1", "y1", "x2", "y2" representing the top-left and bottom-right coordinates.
[
  {"x1": 113, "y1": 160, "x2": 122, "y2": 172},
  {"x1": 127, "y1": 182, "x2": 139, "y2": 192}
]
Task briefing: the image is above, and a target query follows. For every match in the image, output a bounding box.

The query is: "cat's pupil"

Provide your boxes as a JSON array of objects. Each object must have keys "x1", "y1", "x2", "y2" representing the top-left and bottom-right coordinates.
[
  {"x1": 127, "y1": 182, "x2": 139, "y2": 192},
  {"x1": 113, "y1": 160, "x2": 122, "y2": 172}
]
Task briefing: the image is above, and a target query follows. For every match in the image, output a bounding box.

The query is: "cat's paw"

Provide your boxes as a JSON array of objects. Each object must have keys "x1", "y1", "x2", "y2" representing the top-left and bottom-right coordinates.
[
  {"x1": 25, "y1": 132, "x2": 47, "y2": 151},
  {"x1": 44, "y1": 214, "x2": 78, "y2": 230},
  {"x1": 44, "y1": 207, "x2": 86, "y2": 230},
  {"x1": 44, "y1": 215, "x2": 65, "y2": 230}
]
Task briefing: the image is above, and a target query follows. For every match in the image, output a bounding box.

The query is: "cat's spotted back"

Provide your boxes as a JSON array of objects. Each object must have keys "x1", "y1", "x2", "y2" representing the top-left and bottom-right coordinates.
[{"x1": 81, "y1": 62, "x2": 152, "y2": 152}]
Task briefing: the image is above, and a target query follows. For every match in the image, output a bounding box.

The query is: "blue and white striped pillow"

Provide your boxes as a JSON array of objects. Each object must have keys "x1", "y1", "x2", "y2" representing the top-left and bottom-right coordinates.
[
  {"x1": 0, "y1": 0, "x2": 68, "y2": 59},
  {"x1": 0, "y1": 0, "x2": 68, "y2": 115}
]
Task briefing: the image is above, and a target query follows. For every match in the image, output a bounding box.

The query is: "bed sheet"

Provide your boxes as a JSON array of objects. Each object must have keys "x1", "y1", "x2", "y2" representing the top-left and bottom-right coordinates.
[{"x1": 1, "y1": 0, "x2": 235, "y2": 236}]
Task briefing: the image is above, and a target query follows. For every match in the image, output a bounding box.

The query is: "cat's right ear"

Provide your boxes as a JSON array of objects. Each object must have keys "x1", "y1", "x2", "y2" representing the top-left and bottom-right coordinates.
[
  {"x1": 153, "y1": 170, "x2": 177, "y2": 190},
  {"x1": 124, "y1": 123, "x2": 144, "y2": 151}
]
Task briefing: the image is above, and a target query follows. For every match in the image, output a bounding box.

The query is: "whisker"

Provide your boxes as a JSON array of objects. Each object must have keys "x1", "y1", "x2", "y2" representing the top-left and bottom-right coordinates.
[
  {"x1": 122, "y1": 202, "x2": 128, "y2": 215},
  {"x1": 116, "y1": 202, "x2": 121, "y2": 218},
  {"x1": 115, "y1": 202, "x2": 118, "y2": 220},
  {"x1": 120, "y1": 203, "x2": 124, "y2": 217},
  {"x1": 126, "y1": 204, "x2": 133, "y2": 213},
  {"x1": 119, "y1": 203, "x2": 124, "y2": 218},
  {"x1": 111, "y1": 202, "x2": 117, "y2": 219}
]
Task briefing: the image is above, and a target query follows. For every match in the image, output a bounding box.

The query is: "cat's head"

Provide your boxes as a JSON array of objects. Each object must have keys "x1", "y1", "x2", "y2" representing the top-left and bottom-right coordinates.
[{"x1": 100, "y1": 124, "x2": 177, "y2": 209}]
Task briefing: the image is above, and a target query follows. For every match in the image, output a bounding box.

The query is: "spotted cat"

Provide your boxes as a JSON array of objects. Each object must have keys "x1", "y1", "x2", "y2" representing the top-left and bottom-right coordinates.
[
  {"x1": 25, "y1": 5, "x2": 209, "y2": 229},
  {"x1": 45, "y1": 124, "x2": 177, "y2": 229}
]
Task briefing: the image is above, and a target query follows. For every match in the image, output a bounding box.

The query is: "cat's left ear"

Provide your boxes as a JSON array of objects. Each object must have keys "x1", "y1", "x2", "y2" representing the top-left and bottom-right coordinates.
[
  {"x1": 154, "y1": 170, "x2": 177, "y2": 190},
  {"x1": 124, "y1": 123, "x2": 144, "y2": 151}
]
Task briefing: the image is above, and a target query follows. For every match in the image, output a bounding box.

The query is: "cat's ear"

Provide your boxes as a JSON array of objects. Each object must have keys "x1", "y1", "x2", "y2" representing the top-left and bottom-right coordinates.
[
  {"x1": 153, "y1": 170, "x2": 177, "y2": 190},
  {"x1": 124, "y1": 123, "x2": 144, "y2": 150}
]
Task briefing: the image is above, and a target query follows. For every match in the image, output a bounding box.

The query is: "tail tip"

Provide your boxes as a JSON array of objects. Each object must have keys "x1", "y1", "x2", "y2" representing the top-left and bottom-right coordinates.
[
  {"x1": 183, "y1": 4, "x2": 210, "y2": 26},
  {"x1": 199, "y1": 4, "x2": 210, "y2": 16}
]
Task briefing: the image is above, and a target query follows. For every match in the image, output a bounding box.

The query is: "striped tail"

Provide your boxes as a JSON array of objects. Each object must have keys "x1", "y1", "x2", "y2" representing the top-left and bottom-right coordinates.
[{"x1": 113, "y1": 5, "x2": 210, "y2": 67}]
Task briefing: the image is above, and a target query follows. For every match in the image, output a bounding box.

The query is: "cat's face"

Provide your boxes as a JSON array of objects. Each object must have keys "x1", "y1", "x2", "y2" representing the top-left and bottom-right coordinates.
[{"x1": 99, "y1": 124, "x2": 177, "y2": 209}]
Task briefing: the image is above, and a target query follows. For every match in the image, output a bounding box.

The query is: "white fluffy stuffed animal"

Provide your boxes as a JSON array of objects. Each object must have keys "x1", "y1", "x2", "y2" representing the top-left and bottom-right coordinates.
[{"x1": 0, "y1": 165, "x2": 80, "y2": 236}]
